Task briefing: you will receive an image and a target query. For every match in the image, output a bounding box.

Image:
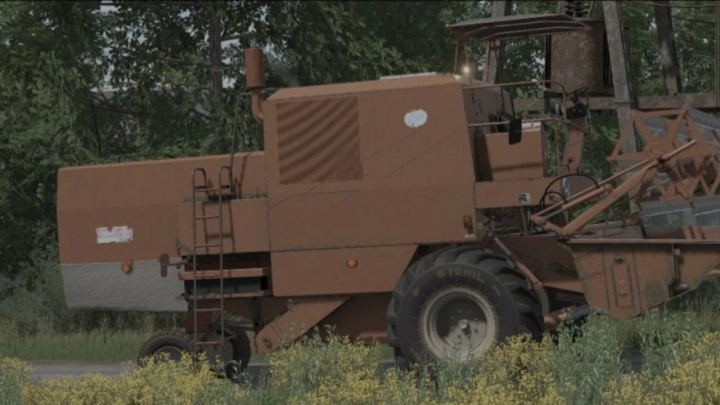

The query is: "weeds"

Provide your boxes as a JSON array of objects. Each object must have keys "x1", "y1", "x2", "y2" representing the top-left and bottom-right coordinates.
[{"x1": 6, "y1": 324, "x2": 720, "y2": 405}]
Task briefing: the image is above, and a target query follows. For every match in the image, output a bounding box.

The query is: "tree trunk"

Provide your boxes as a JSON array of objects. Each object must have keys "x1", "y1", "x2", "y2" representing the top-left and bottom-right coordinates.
[{"x1": 207, "y1": 2, "x2": 223, "y2": 102}]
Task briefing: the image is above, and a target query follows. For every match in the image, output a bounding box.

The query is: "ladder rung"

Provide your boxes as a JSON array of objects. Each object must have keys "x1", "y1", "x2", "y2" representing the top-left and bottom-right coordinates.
[
  {"x1": 194, "y1": 243, "x2": 220, "y2": 248},
  {"x1": 194, "y1": 215, "x2": 219, "y2": 220},
  {"x1": 195, "y1": 307, "x2": 222, "y2": 313},
  {"x1": 196, "y1": 341, "x2": 223, "y2": 346},
  {"x1": 178, "y1": 268, "x2": 270, "y2": 281},
  {"x1": 181, "y1": 291, "x2": 271, "y2": 300},
  {"x1": 194, "y1": 185, "x2": 231, "y2": 192}
]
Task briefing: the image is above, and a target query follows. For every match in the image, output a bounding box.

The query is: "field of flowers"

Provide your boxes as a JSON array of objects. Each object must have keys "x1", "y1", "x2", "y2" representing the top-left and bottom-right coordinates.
[{"x1": 2, "y1": 310, "x2": 720, "y2": 405}]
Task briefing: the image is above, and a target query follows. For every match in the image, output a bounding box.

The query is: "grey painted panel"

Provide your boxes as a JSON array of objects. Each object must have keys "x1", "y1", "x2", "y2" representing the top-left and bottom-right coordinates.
[{"x1": 61, "y1": 261, "x2": 187, "y2": 312}]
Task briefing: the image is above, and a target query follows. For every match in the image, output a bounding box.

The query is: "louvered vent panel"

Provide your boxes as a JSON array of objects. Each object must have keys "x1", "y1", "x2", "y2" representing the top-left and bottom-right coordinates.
[{"x1": 276, "y1": 96, "x2": 363, "y2": 185}]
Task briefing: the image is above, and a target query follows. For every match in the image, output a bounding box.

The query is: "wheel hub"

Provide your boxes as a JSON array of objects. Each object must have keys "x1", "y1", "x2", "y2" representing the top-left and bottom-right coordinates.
[
  {"x1": 154, "y1": 346, "x2": 184, "y2": 362},
  {"x1": 419, "y1": 286, "x2": 498, "y2": 361}
]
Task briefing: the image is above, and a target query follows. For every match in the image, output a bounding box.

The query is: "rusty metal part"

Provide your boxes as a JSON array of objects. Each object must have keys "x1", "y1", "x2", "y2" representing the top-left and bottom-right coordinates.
[
  {"x1": 544, "y1": 305, "x2": 591, "y2": 330},
  {"x1": 533, "y1": 140, "x2": 698, "y2": 236},
  {"x1": 253, "y1": 297, "x2": 349, "y2": 354},
  {"x1": 514, "y1": 93, "x2": 720, "y2": 113},
  {"x1": 446, "y1": 13, "x2": 591, "y2": 42},
  {"x1": 608, "y1": 108, "x2": 720, "y2": 199},
  {"x1": 492, "y1": 237, "x2": 543, "y2": 291},
  {"x1": 245, "y1": 48, "x2": 265, "y2": 123},
  {"x1": 565, "y1": 239, "x2": 720, "y2": 319},
  {"x1": 549, "y1": 19, "x2": 613, "y2": 97},
  {"x1": 560, "y1": 118, "x2": 588, "y2": 175}
]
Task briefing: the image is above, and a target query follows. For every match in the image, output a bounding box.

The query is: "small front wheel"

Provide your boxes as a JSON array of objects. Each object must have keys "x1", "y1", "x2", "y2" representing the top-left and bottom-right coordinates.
[{"x1": 137, "y1": 331, "x2": 196, "y2": 365}]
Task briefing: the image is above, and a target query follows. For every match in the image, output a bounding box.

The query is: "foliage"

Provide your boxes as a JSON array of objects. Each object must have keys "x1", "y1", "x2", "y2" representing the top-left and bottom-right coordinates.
[
  {"x1": 2, "y1": 0, "x2": 720, "y2": 341},
  {"x1": 7, "y1": 317, "x2": 720, "y2": 404}
]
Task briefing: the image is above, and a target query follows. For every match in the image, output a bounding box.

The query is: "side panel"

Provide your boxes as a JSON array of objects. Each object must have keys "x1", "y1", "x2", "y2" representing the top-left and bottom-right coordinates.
[
  {"x1": 320, "y1": 294, "x2": 391, "y2": 343},
  {"x1": 568, "y1": 243, "x2": 675, "y2": 319},
  {"x1": 474, "y1": 178, "x2": 557, "y2": 208},
  {"x1": 57, "y1": 152, "x2": 266, "y2": 264},
  {"x1": 497, "y1": 234, "x2": 583, "y2": 293},
  {"x1": 62, "y1": 260, "x2": 187, "y2": 312},
  {"x1": 270, "y1": 245, "x2": 417, "y2": 297},
  {"x1": 264, "y1": 82, "x2": 477, "y2": 251},
  {"x1": 56, "y1": 152, "x2": 266, "y2": 312}
]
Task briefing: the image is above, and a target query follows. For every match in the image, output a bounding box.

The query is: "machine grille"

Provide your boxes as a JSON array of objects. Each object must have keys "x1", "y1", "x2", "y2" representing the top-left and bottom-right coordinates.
[{"x1": 276, "y1": 96, "x2": 363, "y2": 185}]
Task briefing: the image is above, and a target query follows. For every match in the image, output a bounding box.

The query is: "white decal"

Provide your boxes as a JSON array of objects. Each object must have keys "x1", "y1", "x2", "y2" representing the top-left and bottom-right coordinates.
[
  {"x1": 96, "y1": 226, "x2": 133, "y2": 244},
  {"x1": 404, "y1": 109, "x2": 428, "y2": 128},
  {"x1": 516, "y1": 193, "x2": 531, "y2": 204}
]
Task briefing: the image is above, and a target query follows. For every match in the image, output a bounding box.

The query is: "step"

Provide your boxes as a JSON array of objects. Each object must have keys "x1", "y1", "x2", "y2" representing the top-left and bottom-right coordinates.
[
  {"x1": 195, "y1": 307, "x2": 222, "y2": 313},
  {"x1": 194, "y1": 185, "x2": 231, "y2": 192},
  {"x1": 178, "y1": 267, "x2": 269, "y2": 281},
  {"x1": 194, "y1": 243, "x2": 220, "y2": 249},
  {"x1": 180, "y1": 291, "x2": 271, "y2": 300},
  {"x1": 194, "y1": 215, "x2": 220, "y2": 220},
  {"x1": 195, "y1": 341, "x2": 223, "y2": 346}
]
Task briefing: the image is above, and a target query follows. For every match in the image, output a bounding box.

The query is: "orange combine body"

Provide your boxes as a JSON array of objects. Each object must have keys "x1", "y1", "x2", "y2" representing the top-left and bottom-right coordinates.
[{"x1": 56, "y1": 14, "x2": 720, "y2": 371}]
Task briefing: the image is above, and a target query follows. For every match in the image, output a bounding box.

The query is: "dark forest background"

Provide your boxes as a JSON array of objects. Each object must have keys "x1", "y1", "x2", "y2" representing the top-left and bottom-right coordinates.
[{"x1": 1, "y1": 1, "x2": 717, "y2": 326}]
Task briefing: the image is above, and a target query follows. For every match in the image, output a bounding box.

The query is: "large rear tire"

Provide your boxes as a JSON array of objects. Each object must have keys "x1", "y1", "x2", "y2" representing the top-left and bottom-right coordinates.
[{"x1": 386, "y1": 246, "x2": 543, "y2": 367}]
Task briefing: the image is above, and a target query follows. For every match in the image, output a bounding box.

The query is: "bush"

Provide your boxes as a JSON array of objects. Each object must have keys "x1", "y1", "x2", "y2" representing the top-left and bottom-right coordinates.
[{"x1": 5, "y1": 315, "x2": 720, "y2": 404}]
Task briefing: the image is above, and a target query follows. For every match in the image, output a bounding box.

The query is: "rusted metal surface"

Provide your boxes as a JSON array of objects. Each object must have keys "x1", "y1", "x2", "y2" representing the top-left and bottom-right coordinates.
[
  {"x1": 560, "y1": 118, "x2": 588, "y2": 175},
  {"x1": 565, "y1": 239, "x2": 720, "y2": 319},
  {"x1": 245, "y1": 48, "x2": 265, "y2": 123},
  {"x1": 320, "y1": 294, "x2": 391, "y2": 343},
  {"x1": 608, "y1": 109, "x2": 720, "y2": 200},
  {"x1": 497, "y1": 234, "x2": 584, "y2": 294},
  {"x1": 550, "y1": 19, "x2": 612, "y2": 96},
  {"x1": 253, "y1": 297, "x2": 349, "y2": 354},
  {"x1": 514, "y1": 93, "x2": 720, "y2": 112},
  {"x1": 446, "y1": 13, "x2": 591, "y2": 42},
  {"x1": 473, "y1": 126, "x2": 548, "y2": 181},
  {"x1": 270, "y1": 245, "x2": 417, "y2": 297},
  {"x1": 533, "y1": 140, "x2": 698, "y2": 236},
  {"x1": 57, "y1": 152, "x2": 266, "y2": 264}
]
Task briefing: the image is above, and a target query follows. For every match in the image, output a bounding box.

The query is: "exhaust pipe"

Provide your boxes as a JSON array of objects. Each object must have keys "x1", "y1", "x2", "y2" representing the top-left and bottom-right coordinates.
[{"x1": 245, "y1": 48, "x2": 265, "y2": 123}]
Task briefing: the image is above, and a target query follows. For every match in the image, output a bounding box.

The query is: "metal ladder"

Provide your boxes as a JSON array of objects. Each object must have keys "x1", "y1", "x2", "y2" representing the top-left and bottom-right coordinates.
[{"x1": 190, "y1": 165, "x2": 234, "y2": 350}]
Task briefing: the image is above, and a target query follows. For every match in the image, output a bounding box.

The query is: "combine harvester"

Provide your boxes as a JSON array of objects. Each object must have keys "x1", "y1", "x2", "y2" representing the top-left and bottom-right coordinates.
[{"x1": 56, "y1": 13, "x2": 720, "y2": 371}]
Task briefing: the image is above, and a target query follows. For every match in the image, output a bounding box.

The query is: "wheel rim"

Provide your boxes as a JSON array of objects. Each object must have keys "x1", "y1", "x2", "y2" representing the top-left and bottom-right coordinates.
[
  {"x1": 419, "y1": 286, "x2": 498, "y2": 361},
  {"x1": 154, "y1": 346, "x2": 184, "y2": 361}
]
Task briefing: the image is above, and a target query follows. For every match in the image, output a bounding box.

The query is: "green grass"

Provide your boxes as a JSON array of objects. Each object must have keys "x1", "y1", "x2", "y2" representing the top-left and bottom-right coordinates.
[
  {"x1": 2, "y1": 267, "x2": 720, "y2": 366},
  {"x1": 0, "y1": 328, "x2": 155, "y2": 363}
]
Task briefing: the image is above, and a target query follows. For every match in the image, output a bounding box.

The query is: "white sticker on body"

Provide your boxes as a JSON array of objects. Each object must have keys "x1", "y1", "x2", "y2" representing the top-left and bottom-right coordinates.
[
  {"x1": 96, "y1": 226, "x2": 133, "y2": 244},
  {"x1": 404, "y1": 109, "x2": 428, "y2": 128}
]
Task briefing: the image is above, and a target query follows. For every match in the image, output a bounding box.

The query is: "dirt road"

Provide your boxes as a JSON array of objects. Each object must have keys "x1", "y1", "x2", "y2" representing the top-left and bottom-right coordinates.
[{"x1": 28, "y1": 362, "x2": 271, "y2": 383}]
